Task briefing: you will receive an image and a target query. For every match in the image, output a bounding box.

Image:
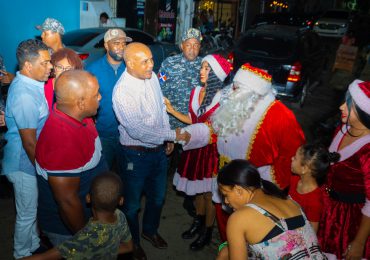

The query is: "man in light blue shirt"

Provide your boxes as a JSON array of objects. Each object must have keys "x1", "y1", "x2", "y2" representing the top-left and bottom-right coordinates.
[{"x1": 3, "y1": 39, "x2": 52, "y2": 258}]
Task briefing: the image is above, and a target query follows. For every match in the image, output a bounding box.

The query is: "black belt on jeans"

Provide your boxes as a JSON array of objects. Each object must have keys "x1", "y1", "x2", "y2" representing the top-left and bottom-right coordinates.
[
  {"x1": 326, "y1": 187, "x2": 365, "y2": 204},
  {"x1": 123, "y1": 145, "x2": 163, "y2": 152}
]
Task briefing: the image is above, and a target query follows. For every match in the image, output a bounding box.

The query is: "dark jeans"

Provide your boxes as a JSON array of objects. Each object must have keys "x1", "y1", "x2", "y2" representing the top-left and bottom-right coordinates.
[
  {"x1": 100, "y1": 135, "x2": 120, "y2": 170},
  {"x1": 118, "y1": 146, "x2": 167, "y2": 245}
]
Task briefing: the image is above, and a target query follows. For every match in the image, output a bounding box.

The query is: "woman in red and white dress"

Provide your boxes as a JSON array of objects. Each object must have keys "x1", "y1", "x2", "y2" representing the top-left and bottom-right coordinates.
[
  {"x1": 165, "y1": 54, "x2": 231, "y2": 250},
  {"x1": 318, "y1": 80, "x2": 370, "y2": 259}
]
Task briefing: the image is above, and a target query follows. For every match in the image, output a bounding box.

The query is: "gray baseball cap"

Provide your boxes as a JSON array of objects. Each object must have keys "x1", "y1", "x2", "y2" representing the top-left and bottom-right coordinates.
[
  {"x1": 36, "y1": 18, "x2": 65, "y2": 35},
  {"x1": 104, "y1": 29, "x2": 133, "y2": 43}
]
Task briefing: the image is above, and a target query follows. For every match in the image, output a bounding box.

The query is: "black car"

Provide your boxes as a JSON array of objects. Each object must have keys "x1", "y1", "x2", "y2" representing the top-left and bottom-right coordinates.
[
  {"x1": 251, "y1": 12, "x2": 320, "y2": 30},
  {"x1": 229, "y1": 24, "x2": 325, "y2": 106}
]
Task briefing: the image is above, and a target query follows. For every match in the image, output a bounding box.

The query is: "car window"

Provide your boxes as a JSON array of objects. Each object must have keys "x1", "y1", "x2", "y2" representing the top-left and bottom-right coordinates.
[
  {"x1": 94, "y1": 30, "x2": 155, "y2": 48},
  {"x1": 63, "y1": 31, "x2": 101, "y2": 47},
  {"x1": 323, "y1": 11, "x2": 349, "y2": 19},
  {"x1": 125, "y1": 30, "x2": 154, "y2": 45},
  {"x1": 238, "y1": 35, "x2": 296, "y2": 58}
]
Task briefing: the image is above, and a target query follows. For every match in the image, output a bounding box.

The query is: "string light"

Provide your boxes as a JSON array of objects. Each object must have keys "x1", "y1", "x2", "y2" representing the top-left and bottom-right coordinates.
[
  {"x1": 269, "y1": 1, "x2": 288, "y2": 9},
  {"x1": 198, "y1": 0, "x2": 215, "y2": 11}
]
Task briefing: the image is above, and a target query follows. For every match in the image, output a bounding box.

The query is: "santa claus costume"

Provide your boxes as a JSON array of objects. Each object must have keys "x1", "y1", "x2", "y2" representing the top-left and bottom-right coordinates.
[{"x1": 183, "y1": 64, "x2": 305, "y2": 241}]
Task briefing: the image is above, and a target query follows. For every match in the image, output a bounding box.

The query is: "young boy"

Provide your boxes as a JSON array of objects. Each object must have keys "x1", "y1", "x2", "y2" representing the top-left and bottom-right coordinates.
[{"x1": 24, "y1": 172, "x2": 133, "y2": 259}]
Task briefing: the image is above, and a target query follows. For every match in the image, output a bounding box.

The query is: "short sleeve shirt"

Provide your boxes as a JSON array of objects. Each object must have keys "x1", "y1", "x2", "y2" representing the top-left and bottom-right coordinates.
[
  {"x1": 3, "y1": 72, "x2": 49, "y2": 175},
  {"x1": 57, "y1": 209, "x2": 131, "y2": 259},
  {"x1": 158, "y1": 53, "x2": 201, "y2": 128},
  {"x1": 36, "y1": 107, "x2": 107, "y2": 235}
]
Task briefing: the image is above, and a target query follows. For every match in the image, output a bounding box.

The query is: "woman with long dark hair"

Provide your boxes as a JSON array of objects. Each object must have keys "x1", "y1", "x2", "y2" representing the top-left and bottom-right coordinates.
[
  {"x1": 216, "y1": 159, "x2": 326, "y2": 259},
  {"x1": 165, "y1": 54, "x2": 231, "y2": 250},
  {"x1": 318, "y1": 80, "x2": 370, "y2": 259}
]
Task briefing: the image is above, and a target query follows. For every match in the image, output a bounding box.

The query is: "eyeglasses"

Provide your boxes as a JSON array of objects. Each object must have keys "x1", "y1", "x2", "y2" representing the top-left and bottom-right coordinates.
[{"x1": 54, "y1": 64, "x2": 73, "y2": 72}]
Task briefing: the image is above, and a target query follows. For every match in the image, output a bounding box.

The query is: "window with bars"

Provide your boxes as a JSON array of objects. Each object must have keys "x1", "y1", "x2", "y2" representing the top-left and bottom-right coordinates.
[{"x1": 109, "y1": 0, "x2": 117, "y2": 17}]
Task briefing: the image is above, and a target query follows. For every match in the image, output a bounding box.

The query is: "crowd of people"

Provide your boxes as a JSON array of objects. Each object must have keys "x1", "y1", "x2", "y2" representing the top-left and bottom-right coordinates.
[{"x1": 0, "y1": 16, "x2": 369, "y2": 260}]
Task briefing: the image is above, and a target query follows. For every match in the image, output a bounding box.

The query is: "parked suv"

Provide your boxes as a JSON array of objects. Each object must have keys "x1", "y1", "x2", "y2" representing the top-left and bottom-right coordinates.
[
  {"x1": 313, "y1": 9, "x2": 350, "y2": 38},
  {"x1": 229, "y1": 25, "x2": 324, "y2": 106}
]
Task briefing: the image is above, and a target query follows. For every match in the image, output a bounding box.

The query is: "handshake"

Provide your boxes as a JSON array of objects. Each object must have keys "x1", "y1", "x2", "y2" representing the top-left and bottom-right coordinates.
[{"x1": 175, "y1": 128, "x2": 191, "y2": 145}]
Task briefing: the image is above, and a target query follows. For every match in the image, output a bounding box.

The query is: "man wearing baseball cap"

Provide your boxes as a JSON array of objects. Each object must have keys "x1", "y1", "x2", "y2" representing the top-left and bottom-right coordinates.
[
  {"x1": 36, "y1": 18, "x2": 65, "y2": 53},
  {"x1": 86, "y1": 29, "x2": 132, "y2": 170}
]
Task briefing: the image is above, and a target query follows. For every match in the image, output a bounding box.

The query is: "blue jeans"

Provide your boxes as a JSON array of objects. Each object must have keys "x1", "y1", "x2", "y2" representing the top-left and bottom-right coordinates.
[
  {"x1": 118, "y1": 146, "x2": 167, "y2": 245},
  {"x1": 100, "y1": 135, "x2": 120, "y2": 170},
  {"x1": 6, "y1": 172, "x2": 40, "y2": 258}
]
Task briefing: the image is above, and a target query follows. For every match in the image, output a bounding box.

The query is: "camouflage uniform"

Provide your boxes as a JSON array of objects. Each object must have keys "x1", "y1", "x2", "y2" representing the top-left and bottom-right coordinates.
[
  {"x1": 56, "y1": 210, "x2": 131, "y2": 260},
  {"x1": 159, "y1": 53, "x2": 202, "y2": 129}
]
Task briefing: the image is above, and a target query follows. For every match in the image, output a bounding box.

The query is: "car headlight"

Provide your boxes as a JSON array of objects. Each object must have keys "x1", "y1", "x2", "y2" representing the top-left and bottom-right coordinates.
[
  {"x1": 314, "y1": 21, "x2": 319, "y2": 26},
  {"x1": 340, "y1": 23, "x2": 348, "y2": 28}
]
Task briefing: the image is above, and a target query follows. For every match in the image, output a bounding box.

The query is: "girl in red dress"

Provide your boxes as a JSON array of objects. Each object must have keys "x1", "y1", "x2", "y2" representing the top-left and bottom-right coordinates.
[
  {"x1": 165, "y1": 54, "x2": 231, "y2": 250},
  {"x1": 318, "y1": 80, "x2": 370, "y2": 259},
  {"x1": 289, "y1": 143, "x2": 340, "y2": 233}
]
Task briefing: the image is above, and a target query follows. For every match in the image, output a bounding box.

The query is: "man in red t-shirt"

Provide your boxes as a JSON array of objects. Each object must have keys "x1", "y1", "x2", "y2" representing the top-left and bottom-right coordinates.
[{"x1": 35, "y1": 70, "x2": 108, "y2": 245}]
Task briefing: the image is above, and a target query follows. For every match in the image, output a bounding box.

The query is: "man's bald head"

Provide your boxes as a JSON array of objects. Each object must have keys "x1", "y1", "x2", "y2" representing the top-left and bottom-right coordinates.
[
  {"x1": 123, "y1": 42, "x2": 154, "y2": 80},
  {"x1": 123, "y1": 42, "x2": 149, "y2": 62},
  {"x1": 55, "y1": 70, "x2": 99, "y2": 101},
  {"x1": 55, "y1": 70, "x2": 101, "y2": 120}
]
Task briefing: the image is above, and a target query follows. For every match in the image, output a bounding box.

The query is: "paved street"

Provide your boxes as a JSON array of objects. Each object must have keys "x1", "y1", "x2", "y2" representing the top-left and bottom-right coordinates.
[{"x1": 0, "y1": 37, "x2": 366, "y2": 260}]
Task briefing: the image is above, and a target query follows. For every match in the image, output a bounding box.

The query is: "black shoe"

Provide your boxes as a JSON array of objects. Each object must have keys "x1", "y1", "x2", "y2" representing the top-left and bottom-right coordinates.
[
  {"x1": 141, "y1": 233, "x2": 168, "y2": 249},
  {"x1": 190, "y1": 226, "x2": 213, "y2": 251},
  {"x1": 181, "y1": 215, "x2": 205, "y2": 239}
]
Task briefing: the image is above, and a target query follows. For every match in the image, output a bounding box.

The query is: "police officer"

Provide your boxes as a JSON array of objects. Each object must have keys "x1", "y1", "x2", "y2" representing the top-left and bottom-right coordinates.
[{"x1": 158, "y1": 28, "x2": 202, "y2": 130}]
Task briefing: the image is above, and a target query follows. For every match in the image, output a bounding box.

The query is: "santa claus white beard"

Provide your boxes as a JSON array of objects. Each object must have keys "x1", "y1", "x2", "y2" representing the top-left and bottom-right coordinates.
[{"x1": 211, "y1": 87, "x2": 266, "y2": 137}]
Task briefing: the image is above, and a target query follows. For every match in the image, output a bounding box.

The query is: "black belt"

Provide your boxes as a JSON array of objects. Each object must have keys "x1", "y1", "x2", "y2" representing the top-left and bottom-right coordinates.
[
  {"x1": 123, "y1": 145, "x2": 163, "y2": 152},
  {"x1": 326, "y1": 187, "x2": 365, "y2": 204}
]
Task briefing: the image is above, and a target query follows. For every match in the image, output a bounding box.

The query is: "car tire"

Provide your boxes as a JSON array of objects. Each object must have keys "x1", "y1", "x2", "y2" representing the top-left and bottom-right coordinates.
[{"x1": 299, "y1": 79, "x2": 309, "y2": 107}]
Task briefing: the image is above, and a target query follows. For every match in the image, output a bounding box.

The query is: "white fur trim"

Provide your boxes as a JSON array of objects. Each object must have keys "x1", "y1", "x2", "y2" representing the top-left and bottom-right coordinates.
[
  {"x1": 349, "y1": 79, "x2": 370, "y2": 114},
  {"x1": 233, "y1": 68, "x2": 272, "y2": 95},
  {"x1": 202, "y1": 55, "x2": 227, "y2": 82},
  {"x1": 182, "y1": 123, "x2": 211, "y2": 151}
]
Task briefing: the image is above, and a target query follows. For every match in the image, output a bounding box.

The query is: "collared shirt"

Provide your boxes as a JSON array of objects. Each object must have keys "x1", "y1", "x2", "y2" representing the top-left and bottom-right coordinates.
[
  {"x1": 3, "y1": 72, "x2": 49, "y2": 175},
  {"x1": 86, "y1": 55, "x2": 126, "y2": 137},
  {"x1": 35, "y1": 106, "x2": 105, "y2": 235},
  {"x1": 112, "y1": 70, "x2": 175, "y2": 147},
  {"x1": 35, "y1": 106, "x2": 102, "y2": 179},
  {"x1": 158, "y1": 53, "x2": 202, "y2": 128}
]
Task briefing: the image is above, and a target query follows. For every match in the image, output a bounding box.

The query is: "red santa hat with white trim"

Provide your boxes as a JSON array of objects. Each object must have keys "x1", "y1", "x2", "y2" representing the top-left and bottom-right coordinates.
[
  {"x1": 202, "y1": 54, "x2": 232, "y2": 82},
  {"x1": 233, "y1": 63, "x2": 273, "y2": 95},
  {"x1": 349, "y1": 79, "x2": 370, "y2": 115}
]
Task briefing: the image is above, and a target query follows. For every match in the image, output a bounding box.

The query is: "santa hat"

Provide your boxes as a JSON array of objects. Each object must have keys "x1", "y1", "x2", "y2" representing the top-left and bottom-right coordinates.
[
  {"x1": 349, "y1": 79, "x2": 370, "y2": 115},
  {"x1": 233, "y1": 63, "x2": 272, "y2": 95},
  {"x1": 202, "y1": 54, "x2": 231, "y2": 82}
]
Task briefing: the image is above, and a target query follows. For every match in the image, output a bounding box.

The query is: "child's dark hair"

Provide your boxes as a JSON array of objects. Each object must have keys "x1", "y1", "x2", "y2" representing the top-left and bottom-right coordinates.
[
  {"x1": 300, "y1": 143, "x2": 340, "y2": 185},
  {"x1": 218, "y1": 159, "x2": 287, "y2": 200},
  {"x1": 90, "y1": 171, "x2": 122, "y2": 212}
]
